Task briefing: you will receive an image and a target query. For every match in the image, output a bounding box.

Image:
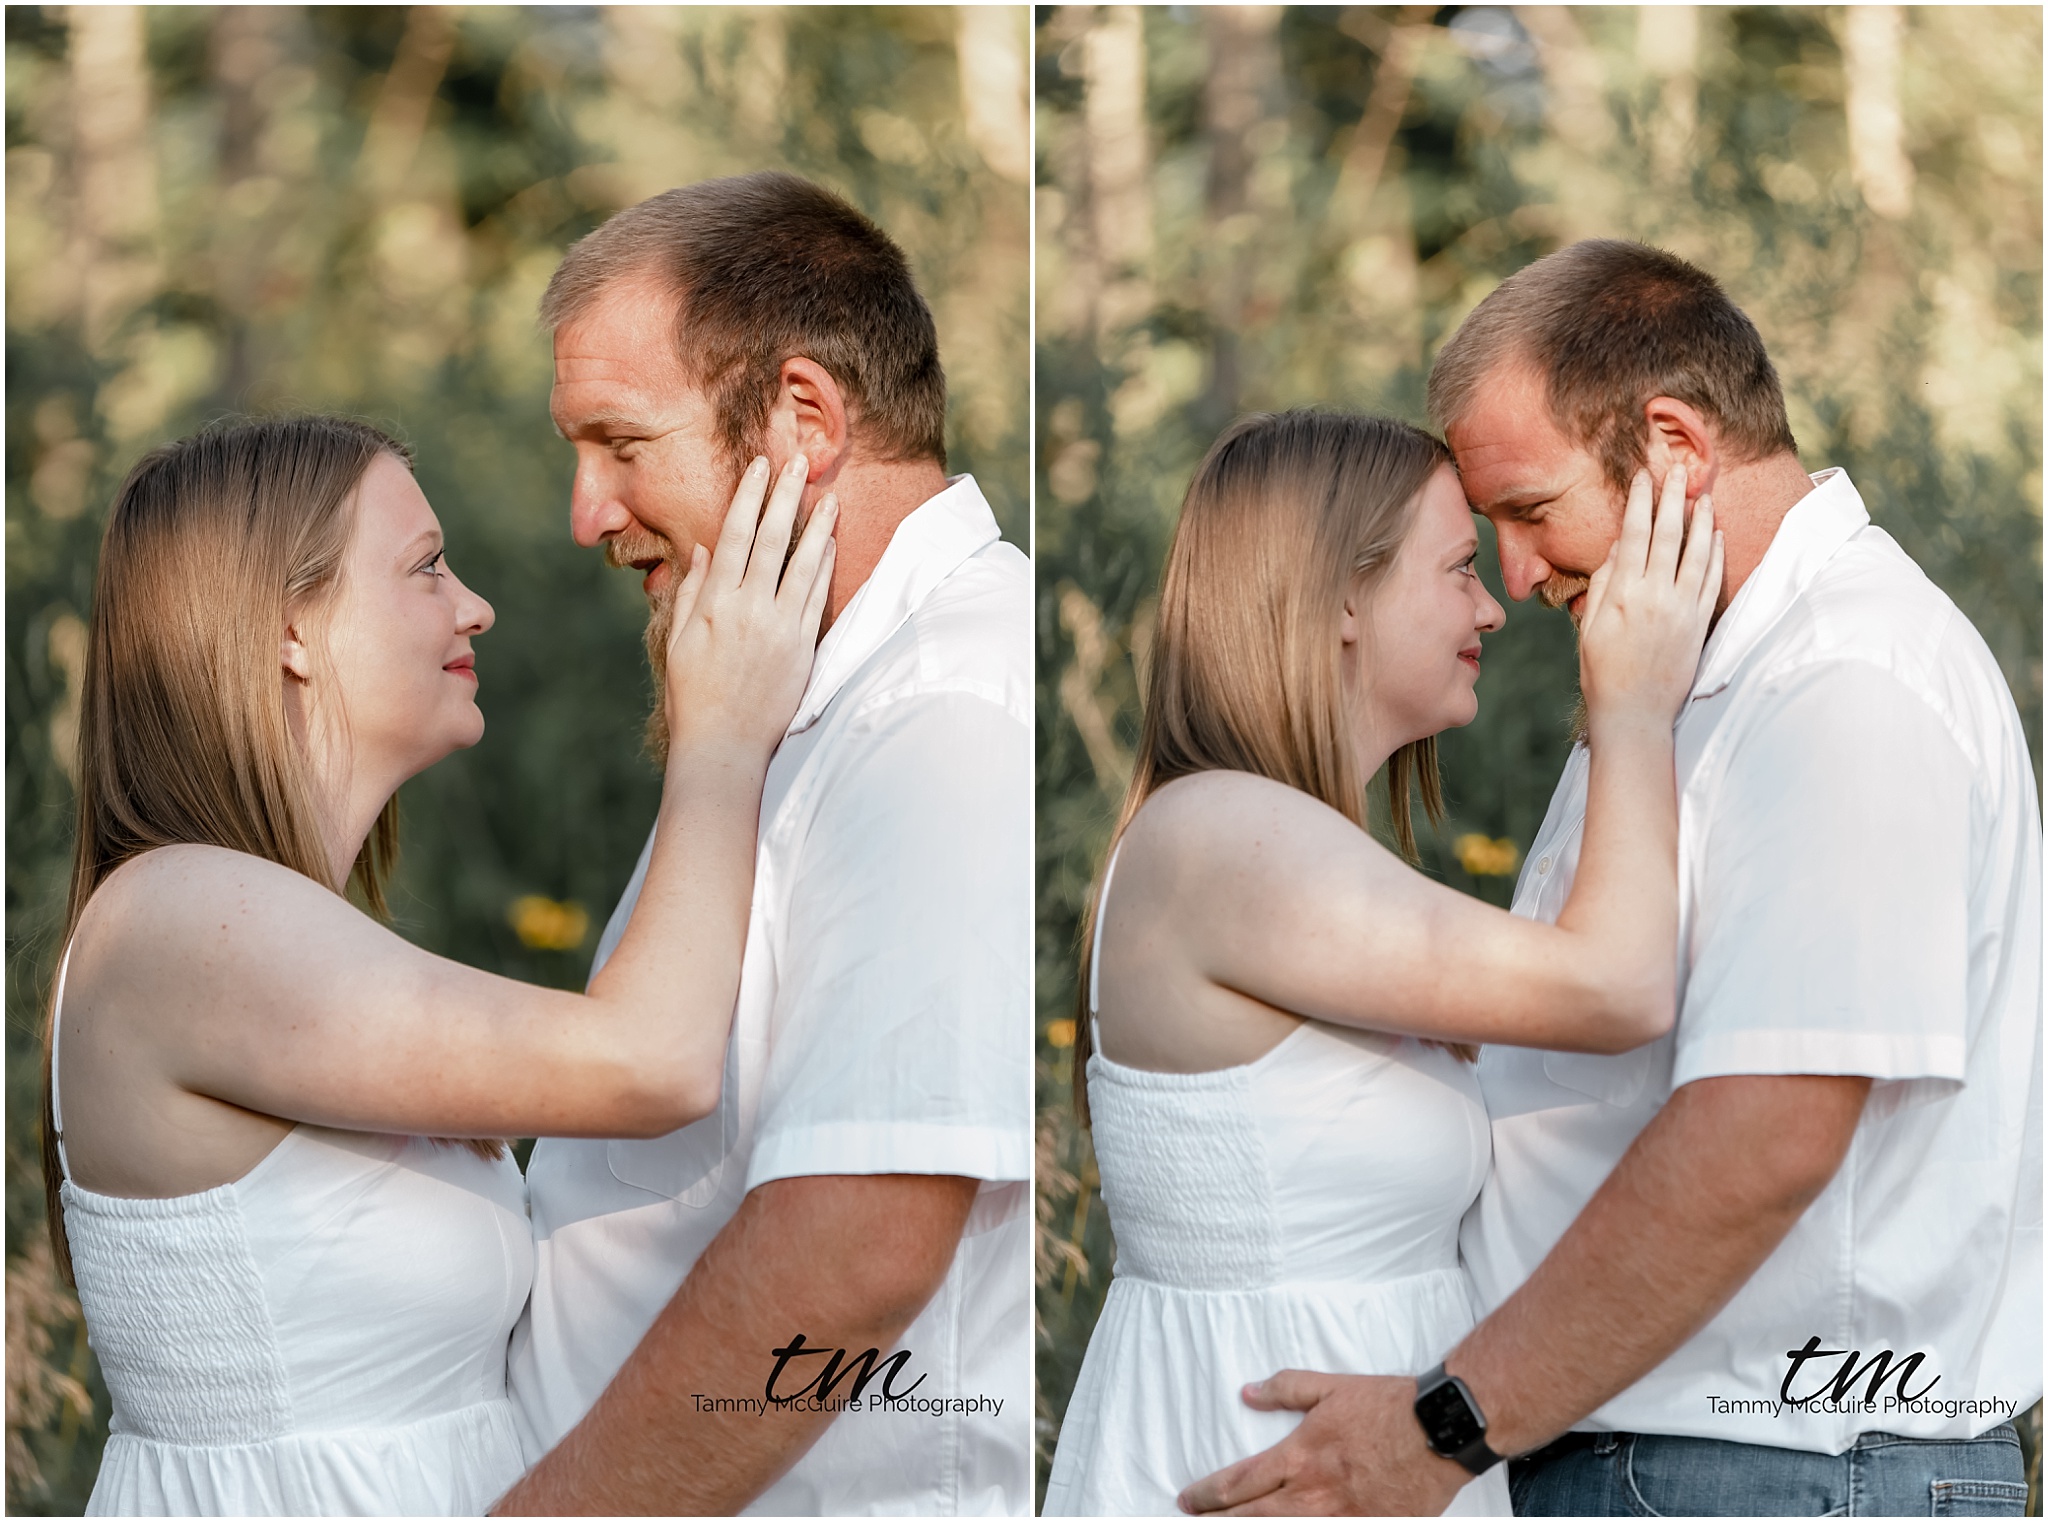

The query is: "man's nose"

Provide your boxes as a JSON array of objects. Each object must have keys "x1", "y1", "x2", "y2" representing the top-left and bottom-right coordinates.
[
  {"x1": 1492, "y1": 525, "x2": 1549, "y2": 604},
  {"x1": 568, "y1": 456, "x2": 631, "y2": 549}
]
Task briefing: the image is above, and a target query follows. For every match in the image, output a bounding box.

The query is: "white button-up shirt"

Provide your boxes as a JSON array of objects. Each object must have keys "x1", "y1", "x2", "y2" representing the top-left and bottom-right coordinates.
[
  {"x1": 1461, "y1": 468, "x2": 2041, "y2": 1453},
  {"x1": 510, "y1": 476, "x2": 1032, "y2": 1513}
]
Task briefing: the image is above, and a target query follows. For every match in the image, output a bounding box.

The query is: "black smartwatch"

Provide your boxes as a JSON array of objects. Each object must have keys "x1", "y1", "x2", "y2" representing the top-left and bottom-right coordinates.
[{"x1": 1413, "y1": 1364, "x2": 1505, "y2": 1476}]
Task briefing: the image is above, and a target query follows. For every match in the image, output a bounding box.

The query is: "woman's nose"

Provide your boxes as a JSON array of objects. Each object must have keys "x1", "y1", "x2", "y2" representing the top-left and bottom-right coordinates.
[
  {"x1": 1476, "y1": 583, "x2": 1506, "y2": 634},
  {"x1": 450, "y1": 570, "x2": 494, "y2": 635}
]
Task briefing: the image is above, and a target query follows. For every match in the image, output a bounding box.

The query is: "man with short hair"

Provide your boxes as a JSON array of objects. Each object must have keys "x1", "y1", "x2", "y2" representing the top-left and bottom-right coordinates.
[
  {"x1": 1181, "y1": 239, "x2": 2040, "y2": 1517},
  {"x1": 497, "y1": 172, "x2": 1030, "y2": 1515}
]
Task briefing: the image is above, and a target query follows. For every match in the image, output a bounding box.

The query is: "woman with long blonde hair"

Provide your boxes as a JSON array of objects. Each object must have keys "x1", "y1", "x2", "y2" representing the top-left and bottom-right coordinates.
[
  {"x1": 1042, "y1": 411, "x2": 1719, "y2": 1516},
  {"x1": 43, "y1": 415, "x2": 833, "y2": 1515}
]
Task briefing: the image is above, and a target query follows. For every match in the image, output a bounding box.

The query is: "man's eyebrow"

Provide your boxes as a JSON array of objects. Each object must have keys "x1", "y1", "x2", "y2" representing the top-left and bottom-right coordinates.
[{"x1": 552, "y1": 407, "x2": 651, "y2": 439}]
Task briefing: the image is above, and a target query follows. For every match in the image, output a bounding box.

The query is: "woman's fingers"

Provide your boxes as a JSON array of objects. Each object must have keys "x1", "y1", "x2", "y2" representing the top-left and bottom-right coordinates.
[
  {"x1": 746, "y1": 454, "x2": 808, "y2": 590},
  {"x1": 1645, "y1": 464, "x2": 1687, "y2": 581},
  {"x1": 662, "y1": 544, "x2": 710, "y2": 674},
  {"x1": 1612, "y1": 468, "x2": 1655, "y2": 579},
  {"x1": 1701, "y1": 531, "x2": 1726, "y2": 621},
  {"x1": 1675, "y1": 492, "x2": 1715, "y2": 600},
  {"x1": 669, "y1": 543, "x2": 710, "y2": 634},
  {"x1": 1580, "y1": 546, "x2": 1616, "y2": 629},
  {"x1": 654, "y1": 453, "x2": 834, "y2": 759},
  {"x1": 710, "y1": 456, "x2": 774, "y2": 591},
  {"x1": 779, "y1": 492, "x2": 838, "y2": 610},
  {"x1": 799, "y1": 538, "x2": 836, "y2": 649},
  {"x1": 785, "y1": 495, "x2": 838, "y2": 658}
]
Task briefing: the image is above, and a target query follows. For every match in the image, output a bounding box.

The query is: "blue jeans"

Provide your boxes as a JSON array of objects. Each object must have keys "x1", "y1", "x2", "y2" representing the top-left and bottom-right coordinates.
[{"x1": 1509, "y1": 1426, "x2": 2028, "y2": 1517}]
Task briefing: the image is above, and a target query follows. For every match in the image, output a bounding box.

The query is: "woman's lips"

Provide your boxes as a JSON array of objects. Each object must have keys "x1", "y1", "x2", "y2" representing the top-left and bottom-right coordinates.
[
  {"x1": 445, "y1": 656, "x2": 477, "y2": 685},
  {"x1": 1458, "y1": 649, "x2": 1481, "y2": 673}
]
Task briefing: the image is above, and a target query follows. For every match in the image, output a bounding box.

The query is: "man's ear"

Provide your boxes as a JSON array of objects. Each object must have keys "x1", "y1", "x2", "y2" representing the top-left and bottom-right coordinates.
[
  {"x1": 764, "y1": 357, "x2": 850, "y2": 485},
  {"x1": 1641, "y1": 396, "x2": 1718, "y2": 500}
]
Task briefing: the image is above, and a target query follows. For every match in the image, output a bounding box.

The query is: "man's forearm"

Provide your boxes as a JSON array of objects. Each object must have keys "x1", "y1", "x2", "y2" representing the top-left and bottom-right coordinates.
[
  {"x1": 1446, "y1": 1073, "x2": 1870, "y2": 1456},
  {"x1": 496, "y1": 1172, "x2": 979, "y2": 1516}
]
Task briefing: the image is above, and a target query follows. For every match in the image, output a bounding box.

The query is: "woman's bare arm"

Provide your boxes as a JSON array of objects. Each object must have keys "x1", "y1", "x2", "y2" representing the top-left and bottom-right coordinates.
[
  {"x1": 64, "y1": 457, "x2": 835, "y2": 1152},
  {"x1": 1114, "y1": 469, "x2": 1719, "y2": 1059},
  {"x1": 1119, "y1": 771, "x2": 1654, "y2": 1056}
]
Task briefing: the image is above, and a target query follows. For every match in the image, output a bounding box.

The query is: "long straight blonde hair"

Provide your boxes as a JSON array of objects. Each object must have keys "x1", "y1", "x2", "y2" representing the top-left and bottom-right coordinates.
[
  {"x1": 1073, "y1": 411, "x2": 1459, "y2": 1123},
  {"x1": 43, "y1": 416, "x2": 493, "y2": 1285}
]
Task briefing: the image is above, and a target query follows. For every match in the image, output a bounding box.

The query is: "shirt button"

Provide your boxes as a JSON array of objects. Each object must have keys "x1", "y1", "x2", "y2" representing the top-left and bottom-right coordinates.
[{"x1": 1537, "y1": 856, "x2": 1552, "y2": 874}]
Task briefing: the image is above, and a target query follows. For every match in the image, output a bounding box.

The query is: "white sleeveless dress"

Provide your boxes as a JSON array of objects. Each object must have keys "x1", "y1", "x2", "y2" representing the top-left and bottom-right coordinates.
[
  {"x1": 1043, "y1": 857, "x2": 1511, "y2": 1517},
  {"x1": 52, "y1": 947, "x2": 534, "y2": 1516}
]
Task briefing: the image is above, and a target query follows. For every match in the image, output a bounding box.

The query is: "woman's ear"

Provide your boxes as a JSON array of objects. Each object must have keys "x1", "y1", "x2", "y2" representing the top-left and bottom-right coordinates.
[
  {"x1": 1339, "y1": 586, "x2": 1363, "y2": 647},
  {"x1": 281, "y1": 615, "x2": 312, "y2": 683}
]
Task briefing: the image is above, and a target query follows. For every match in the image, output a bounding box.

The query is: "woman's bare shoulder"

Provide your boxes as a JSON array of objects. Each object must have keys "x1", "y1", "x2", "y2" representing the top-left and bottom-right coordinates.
[
  {"x1": 1124, "y1": 770, "x2": 1361, "y2": 870},
  {"x1": 73, "y1": 846, "x2": 341, "y2": 974},
  {"x1": 88, "y1": 843, "x2": 322, "y2": 914}
]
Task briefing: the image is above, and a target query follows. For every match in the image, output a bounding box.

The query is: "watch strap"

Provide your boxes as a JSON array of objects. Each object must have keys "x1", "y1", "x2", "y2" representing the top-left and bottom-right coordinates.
[{"x1": 1414, "y1": 1363, "x2": 1506, "y2": 1477}]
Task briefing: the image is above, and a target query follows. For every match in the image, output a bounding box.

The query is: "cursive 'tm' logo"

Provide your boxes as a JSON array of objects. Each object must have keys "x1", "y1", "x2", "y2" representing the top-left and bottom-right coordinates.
[
  {"x1": 1780, "y1": 1335, "x2": 1940, "y2": 1406},
  {"x1": 765, "y1": 1333, "x2": 928, "y2": 1405}
]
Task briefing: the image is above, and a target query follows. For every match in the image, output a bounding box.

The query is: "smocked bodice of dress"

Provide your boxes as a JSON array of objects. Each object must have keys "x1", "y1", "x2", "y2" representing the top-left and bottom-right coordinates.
[
  {"x1": 1045, "y1": 994, "x2": 1507, "y2": 1514},
  {"x1": 1085, "y1": 1020, "x2": 1489, "y2": 1291},
  {"x1": 61, "y1": 1125, "x2": 533, "y2": 1516}
]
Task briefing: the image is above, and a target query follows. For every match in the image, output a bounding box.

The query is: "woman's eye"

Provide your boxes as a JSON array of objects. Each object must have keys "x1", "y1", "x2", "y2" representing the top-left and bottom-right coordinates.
[{"x1": 419, "y1": 551, "x2": 446, "y2": 578}]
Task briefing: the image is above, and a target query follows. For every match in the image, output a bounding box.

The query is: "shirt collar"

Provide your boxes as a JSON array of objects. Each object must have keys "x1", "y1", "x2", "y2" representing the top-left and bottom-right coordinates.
[
  {"x1": 786, "y1": 474, "x2": 1001, "y2": 735},
  {"x1": 1689, "y1": 467, "x2": 1869, "y2": 700}
]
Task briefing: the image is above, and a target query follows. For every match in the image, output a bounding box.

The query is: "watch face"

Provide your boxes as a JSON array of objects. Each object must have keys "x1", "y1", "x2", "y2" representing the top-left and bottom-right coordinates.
[{"x1": 1416, "y1": 1377, "x2": 1486, "y2": 1453}]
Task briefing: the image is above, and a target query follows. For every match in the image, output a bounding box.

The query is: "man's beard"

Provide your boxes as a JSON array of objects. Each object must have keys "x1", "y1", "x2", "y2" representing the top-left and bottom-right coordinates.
[
  {"x1": 606, "y1": 516, "x2": 700, "y2": 768},
  {"x1": 1536, "y1": 571, "x2": 1591, "y2": 620},
  {"x1": 1530, "y1": 571, "x2": 1593, "y2": 745},
  {"x1": 638, "y1": 561, "x2": 680, "y2": 765}
]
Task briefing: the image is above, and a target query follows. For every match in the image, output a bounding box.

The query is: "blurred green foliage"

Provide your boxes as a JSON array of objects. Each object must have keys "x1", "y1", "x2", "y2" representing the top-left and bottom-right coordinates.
[
  {"x1": 4, "y1": 5, "x2": 1025, "y2": 1510},
  {"x1": 1033, "y1": 4, "x2": 2040, "y2": 1505}
]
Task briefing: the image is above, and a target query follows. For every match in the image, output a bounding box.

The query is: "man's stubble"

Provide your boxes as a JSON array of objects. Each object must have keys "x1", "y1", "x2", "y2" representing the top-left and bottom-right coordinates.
[
  {"x1": 1535, "y1": 571, "x2": 1592, "y2": 747},
  {"x1": 637, "y1": 556, "x2": 681, "y2": 765}
]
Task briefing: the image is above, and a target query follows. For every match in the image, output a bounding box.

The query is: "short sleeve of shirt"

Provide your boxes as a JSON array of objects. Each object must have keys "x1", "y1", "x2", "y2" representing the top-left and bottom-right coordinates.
[
  {"x1": 1675, "y1": 659, "x2": 1975, "y2": 1090},
  {"x1": 745, "y1": 689, "x2": 1031, "y2": 1190}
]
